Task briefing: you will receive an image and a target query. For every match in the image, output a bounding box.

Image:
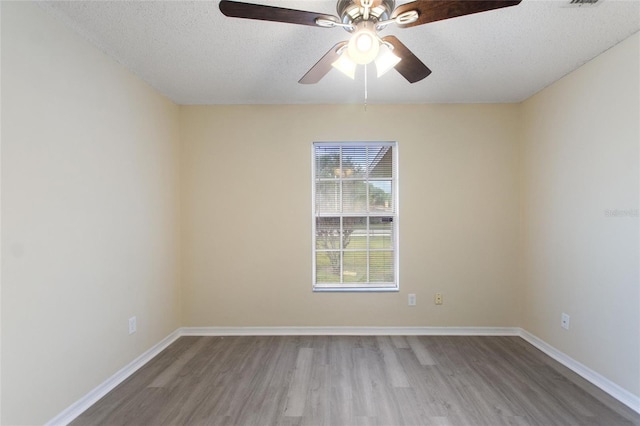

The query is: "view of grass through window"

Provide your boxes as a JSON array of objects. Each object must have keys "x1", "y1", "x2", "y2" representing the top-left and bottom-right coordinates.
[{"x1": 313, "y1": 142, "x2": 397, "y2": 290}]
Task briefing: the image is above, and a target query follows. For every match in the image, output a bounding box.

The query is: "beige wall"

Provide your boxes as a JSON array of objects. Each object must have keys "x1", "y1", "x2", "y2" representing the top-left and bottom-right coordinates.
[
  {"x1": 180, "y1": 104, "x2": 522, "y2": 327},
  {"x1": 1, "y1": 3, "x2": 181, "y2": 424},
  {"x1": 521, "y1": 32, "x2": 640, "y2": 396}
]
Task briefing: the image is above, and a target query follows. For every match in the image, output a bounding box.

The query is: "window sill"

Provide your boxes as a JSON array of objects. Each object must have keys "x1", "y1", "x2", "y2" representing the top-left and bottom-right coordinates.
[{"x1": 313, "y1": 285, "x2": 399, "y2": 293}]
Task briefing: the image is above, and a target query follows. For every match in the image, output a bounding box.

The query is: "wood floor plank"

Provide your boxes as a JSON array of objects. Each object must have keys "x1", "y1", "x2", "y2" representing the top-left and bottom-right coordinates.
[
  {"x1": 407, "y1": 335, "x2": 437, "y2": 365},
  {"x1": 229, "y1": 337, "x2": 291, "y2": 424},
  {"x1": 391, "y1": 335, "x2": 410, "y2": 349},
  {"x1": 148, "y1": 336, "x2": 210, "y2": 388},
  {"x1": 366, "y1": 343, "x2": 405, "y2": 424},
  {"x1": 395, "y1": 349, "x2": 451, "y2": 418},
  {"x1": 70, "y1": 336, "x2": 203, "y2": 425},
  {"x1": 393, "y1": 387, "x2": 430, "y2": 425},
  {"x1": 284, "y1": 347, "x2": 313, "y2": 417},
  {"x1": 153, "y1": 337, "x2": 248, "y2": 424},
  {"x1": 350, "y1": 346, "x2": 377, "y2": 418},
  {"x1": 71, "y1": 336, "x2": 640, "y2": 426},
  {"x1": 328, "y1": 337, "x2": 354, "y2": 425},
  {"x1": 376, "y1": 335, "x2": 411, "y2": 388},
  {"x1": 301, "y1": 364, "x2": 331, "y2": 426}
]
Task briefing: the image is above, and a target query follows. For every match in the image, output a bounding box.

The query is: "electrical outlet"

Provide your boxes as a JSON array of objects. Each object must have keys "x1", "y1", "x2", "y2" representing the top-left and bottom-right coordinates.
[
  {"x1": 435, "y1": 293, "x2": 443, "y2": 305},
  {"x1": 561, "y1": 313, "x2": 570, "y2": 330},
  {"x1": 129, "y1": 316, "x2": 137, "y2": 334},
  {"x1": 408, "y1": 294, "x2": 416, "y2": 306}
]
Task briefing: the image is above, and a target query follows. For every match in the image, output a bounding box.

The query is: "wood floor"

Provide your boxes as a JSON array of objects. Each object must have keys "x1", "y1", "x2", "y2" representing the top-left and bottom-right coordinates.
[{"x1": 72, "y1": 335, "x2": 640, "y2": 426}]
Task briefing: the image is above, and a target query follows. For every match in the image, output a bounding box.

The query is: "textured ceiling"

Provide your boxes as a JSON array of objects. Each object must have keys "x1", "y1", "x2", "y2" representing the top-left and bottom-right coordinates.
[{"x1": 38, "y1": 0, "x2": 640, "y2": 105}]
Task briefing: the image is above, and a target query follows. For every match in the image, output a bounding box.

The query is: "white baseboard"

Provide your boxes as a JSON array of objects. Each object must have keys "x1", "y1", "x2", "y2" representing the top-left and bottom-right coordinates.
[
  {"x1": 46, "y1": 326, "x2": 639, "y2": 425},
  {"x1": 519, "y1": 329, "x2": 640, "y2": 414},
  {"x1": 180, "y1": 326, "x2": 521, "y2": 336},
  {"x1": 46, "y1": 329, "x2": 182, "y2": 426}
]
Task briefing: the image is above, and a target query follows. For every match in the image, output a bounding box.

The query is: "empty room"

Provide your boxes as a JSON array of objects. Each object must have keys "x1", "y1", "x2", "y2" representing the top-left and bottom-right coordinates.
[{"x1": 1, "y1": 0, "x2": 638, "y2": 425}]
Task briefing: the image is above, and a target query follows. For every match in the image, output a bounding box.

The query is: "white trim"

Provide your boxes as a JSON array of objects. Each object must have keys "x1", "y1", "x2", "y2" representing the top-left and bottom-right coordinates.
[
  {"x1": 46, "y1": 329, "x2": 182, "y2": 426},
  {"x1": 46, "y1": 326, "x2": 640, "y2": 425},
  {"x1": 180, "y1": 326, "x2": 521, "y2": 336},
  {"x1": 519, "y1": 329, "x2": 640, "y2": 414}
]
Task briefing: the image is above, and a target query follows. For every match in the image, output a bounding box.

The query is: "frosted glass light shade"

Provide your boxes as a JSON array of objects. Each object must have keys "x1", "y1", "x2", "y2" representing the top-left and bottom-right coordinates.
[
  {"x1": 375, "y1": 44, "x2": 401, "y2": 77},
  {"x1": 331, "y1": 52, "x2": 357, "y2": 79}
]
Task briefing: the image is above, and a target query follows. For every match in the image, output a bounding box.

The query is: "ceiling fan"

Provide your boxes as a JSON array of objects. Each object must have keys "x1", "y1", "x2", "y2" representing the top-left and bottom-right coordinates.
[{"x1": 219, "y1": 0, "x2": 521, "y2": 84}]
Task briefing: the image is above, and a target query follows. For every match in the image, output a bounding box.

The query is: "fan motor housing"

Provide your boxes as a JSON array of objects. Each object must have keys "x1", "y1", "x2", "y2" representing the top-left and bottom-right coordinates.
[{"x1": 337, "y1": 0, "x2": 395, "y2": 30}]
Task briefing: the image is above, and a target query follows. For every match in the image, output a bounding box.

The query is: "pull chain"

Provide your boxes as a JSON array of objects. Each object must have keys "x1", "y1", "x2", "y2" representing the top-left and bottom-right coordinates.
[{"x1": 364, "y1": 64, "x2": 368, "y2": 111}]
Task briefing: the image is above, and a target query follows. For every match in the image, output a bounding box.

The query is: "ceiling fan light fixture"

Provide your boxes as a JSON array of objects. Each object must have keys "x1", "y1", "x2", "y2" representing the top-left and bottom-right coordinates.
[
  {"x1": 347, "y1": 23, "x2": 380, "y2": 64},
  {"x1": 331, "y1": 51, "x2": 357, "y2": 79},
  {"x1": 375, "y1": 44, "x2": 401, "y2": 77}
]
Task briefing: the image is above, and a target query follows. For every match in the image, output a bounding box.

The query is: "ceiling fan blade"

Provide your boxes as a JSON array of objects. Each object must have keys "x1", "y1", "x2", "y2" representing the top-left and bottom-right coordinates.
[
  {"x1": 382, "y1": 36, "x2": 432, "y2": 83},
  {"x1": 219, "y1": 0, "x2": 340, "y2": 27},
  {"x1": 392, "y1": 0, "x2": 521, "y2": 28},
  {"x1": 299, "y1": 42, "x2": 348, "y2": 84}
]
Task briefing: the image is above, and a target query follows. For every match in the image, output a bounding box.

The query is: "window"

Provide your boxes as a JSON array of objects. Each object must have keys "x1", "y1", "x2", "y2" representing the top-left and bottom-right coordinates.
[{"x1": 312, "y1": 142, "x2": 398, "y2": 291}]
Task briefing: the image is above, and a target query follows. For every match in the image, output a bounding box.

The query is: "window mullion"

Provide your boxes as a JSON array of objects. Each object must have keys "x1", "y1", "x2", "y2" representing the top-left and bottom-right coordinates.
[
  {"x1": 366, "y1": 145, "x2": 370, "y2": 215},
  {"x1": 366, "y1": 217, "x2": 370, "y2": 283},
  {"x1": 339, "y1": 146, "x2": 343, "y2": 214},
  {"x1": 339, "y1": 147, "x2": 343, "y2": 284},
  {"x1": 340, "y1": 216, "x2": 344, "y2": 283},
  {"x1": 365, "y1": 145, "x2": 370, "y2": 283}
]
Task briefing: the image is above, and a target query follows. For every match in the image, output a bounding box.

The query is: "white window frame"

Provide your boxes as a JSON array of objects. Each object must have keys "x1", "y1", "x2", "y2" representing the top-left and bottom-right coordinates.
[{"x1": 312, "y1": 141, "x2": 399, "y2": 292}]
